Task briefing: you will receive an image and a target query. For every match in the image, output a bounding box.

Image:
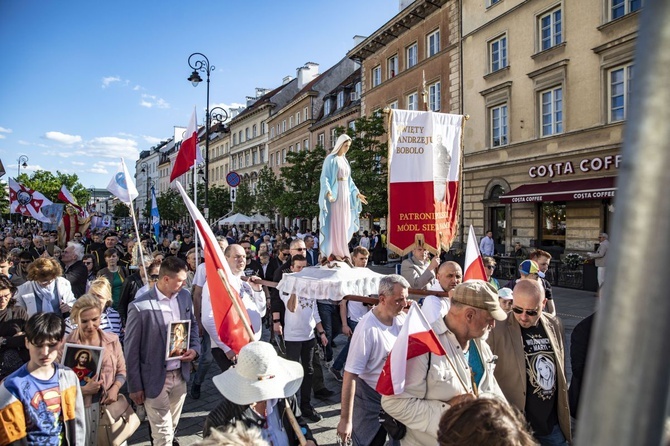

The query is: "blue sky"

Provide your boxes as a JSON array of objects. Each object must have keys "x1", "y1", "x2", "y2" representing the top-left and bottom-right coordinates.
[{"x1": 0, "y1": 0, "x2": 398, "y2": 188}]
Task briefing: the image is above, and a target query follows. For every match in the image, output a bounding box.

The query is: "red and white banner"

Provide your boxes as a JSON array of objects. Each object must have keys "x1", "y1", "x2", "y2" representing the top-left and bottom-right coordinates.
[
  {"x1": 387, "y1": 110, "x2": 464, "y2": 255},
  {"x1": 464, "y1": 225, "x2": 488, "y2": 282},
  {"x1": 9, "y1": 178, "x2": 54, "y2": 223},
  {"x1": 376, "y1": 304, "x2": 446, "y2": 396},
  {"x1": 170, "y1": 107, "x2": 203, "y2": 182},
  {"x1": 58, "y1": 185, "x2": 82, "y2": 210}
]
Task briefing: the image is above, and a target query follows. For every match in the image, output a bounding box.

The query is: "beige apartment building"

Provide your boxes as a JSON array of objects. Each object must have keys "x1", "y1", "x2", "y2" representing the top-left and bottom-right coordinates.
[
  {"x1": 347, "y1": 0, "x2": 460, "y2": 115},
  {"x1": 462, "y1": 0, "x2": 640, "y2": 255},
  {"x1": 202, "y1": 121, "x2": 230, "y2": 189}
]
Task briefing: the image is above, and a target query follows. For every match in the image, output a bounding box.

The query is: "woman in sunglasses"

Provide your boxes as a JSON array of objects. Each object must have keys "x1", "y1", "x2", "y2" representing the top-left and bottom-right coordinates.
[
  {"x1": 117, "y1": 258, "x2": 159, "y2": 325},
  {"x1": 64, "y1": 277, "x2": 124, "y2": 341}
]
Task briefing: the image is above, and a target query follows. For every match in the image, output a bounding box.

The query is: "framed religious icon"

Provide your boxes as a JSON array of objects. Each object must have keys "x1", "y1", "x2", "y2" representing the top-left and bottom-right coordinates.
[
  {"x1": 166, "y1": 320, "x2": 191, "y2": 360},
  {"x1": 62, "y1": 344, "x2": 104, "y2": 387}
]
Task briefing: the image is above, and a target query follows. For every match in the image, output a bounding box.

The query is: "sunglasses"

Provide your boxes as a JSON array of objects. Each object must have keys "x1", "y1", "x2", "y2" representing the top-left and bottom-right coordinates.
[
  {"x1": 486, "y1": 265, "x2": 496, "y2": 269},
  {"x1": 83, "y1": 261, "x2": 93, "y2": 265},
  {"x1": 20, "y1": 261, "x2": 31, "y2": 264},
  {"x1": 149, "y1": 274, "x2": 160, "y2": 281},
  {"x1": 511, "y1": 306, "x2": 539, "y2": 317},
  {"x1": 170, "y1": 248, "x2": 178, "y2": 251},
  {"x1": 293, "y1": 248, "x2": 305, "y2": 252}
]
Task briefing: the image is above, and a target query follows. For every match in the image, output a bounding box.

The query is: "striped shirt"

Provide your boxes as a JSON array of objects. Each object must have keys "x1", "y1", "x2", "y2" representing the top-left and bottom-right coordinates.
[{"x1": 65, "y1": 307, "x2": 124, "y2": 342}]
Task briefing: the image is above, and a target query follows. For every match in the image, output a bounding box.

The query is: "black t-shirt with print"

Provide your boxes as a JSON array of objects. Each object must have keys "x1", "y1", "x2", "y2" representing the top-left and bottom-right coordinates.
[{"x1": 521, "y1": 323, "x2": 559, "y2": 436}]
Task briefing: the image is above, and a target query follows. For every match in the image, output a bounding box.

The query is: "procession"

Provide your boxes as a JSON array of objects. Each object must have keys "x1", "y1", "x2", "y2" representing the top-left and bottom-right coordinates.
[{"x1": 2, "y1": 1, "x2": 669, "y2": 446}]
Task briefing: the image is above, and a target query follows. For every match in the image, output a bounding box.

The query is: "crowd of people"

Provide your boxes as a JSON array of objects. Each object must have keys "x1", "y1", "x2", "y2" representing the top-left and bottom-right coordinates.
[{"x1": 0, "y1": 221, "x2": 605, "y2": 446}]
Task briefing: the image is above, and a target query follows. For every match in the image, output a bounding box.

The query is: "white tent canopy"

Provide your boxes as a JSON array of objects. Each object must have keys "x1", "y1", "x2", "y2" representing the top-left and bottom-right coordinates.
[
  {"x1": 250, "y1": 213, "x2": 272, "y2": 224},
  {"x1": 217, "y1": 213, "x2": 252, "y2": 225}
]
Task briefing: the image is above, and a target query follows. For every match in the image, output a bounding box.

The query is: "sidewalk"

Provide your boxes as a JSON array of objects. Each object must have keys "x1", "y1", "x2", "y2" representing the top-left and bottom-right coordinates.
[{"x1": 129, "y1": 275, "x2": 596, "y2": 445}]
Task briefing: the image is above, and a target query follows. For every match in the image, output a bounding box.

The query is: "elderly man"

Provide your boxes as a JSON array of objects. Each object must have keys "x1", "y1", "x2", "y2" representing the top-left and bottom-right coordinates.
[
  {"x1": 93, "y1": 232, "x2": 124, "y2": 269},
  {"x1": 381, "y1": 280, "x2": 507, "y2": 445},
  {"x1": 421, "y1": 261, "x2": 463, "y2": 325},
  {"x1": 486, "y1": 280, "x2": 571, "y2": 445},
  {"x1": 401, "y1": 243, "x2": 440, "y2": 299},
  {"x1": 337, "y1": 274, "x2": 409, "y2": 446},
  {"x1": 588, "y1": 232, "x2": 609, "y2": 287},
  {"x1": 202, "y1": 244, "x2": 265, "y2": 374},
  {"x1": 61, "y1": 241, "x2": 88, "y2": 298},
  {"x1": 125, "y1": 256, "x2": 201, "y2": 446}
]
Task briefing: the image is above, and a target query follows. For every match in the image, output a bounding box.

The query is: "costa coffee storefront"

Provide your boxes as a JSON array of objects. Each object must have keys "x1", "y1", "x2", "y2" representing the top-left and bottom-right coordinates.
[{"x1": 491, "y1": 154, "x2": 619, "y2": 255}]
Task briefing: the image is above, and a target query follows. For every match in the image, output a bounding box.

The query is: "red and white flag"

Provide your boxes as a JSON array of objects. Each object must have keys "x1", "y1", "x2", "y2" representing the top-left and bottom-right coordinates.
[
  {"x1": 376, "y1": 304, "x2": 446, "y2": 396},
  {"x1": 175, "y1": 181, "x2": 252, "y2": 354},
  {"x1": 463, "y1": 225, "x2": 488, "y2": 282},
  {"x1": 8, "y1": 178, "x2": 53, "y2": 223},
  {"x1": 58, "y1": 185, "x2": 81, "y2": 209},
  {"x1": 170, "y1": 107, "x2": 203, "y2": 182},
  {"x1": 387, "y1": 110, "x2": 464, "y2": 256}
]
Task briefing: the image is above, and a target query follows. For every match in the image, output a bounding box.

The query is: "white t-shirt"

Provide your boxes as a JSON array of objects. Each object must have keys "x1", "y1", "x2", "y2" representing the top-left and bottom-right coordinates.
[
  {"x1": 345, "y1": 310, "x2": 406, "y2": 388},
  {"x1": 280, "y1": 294, "x2": 321, "y2": 342},
  {"x1": 193, "y1": 263, "x2": 207, "y2": 288},
  {"x1": 359, "y1": 237, "x2": 370, "y2": 249},
  {"x1": 421, "y1": 283, "x2": 450, "y2": 326},
  {"x1": 347, "y1": 301, "x2": 369, "y2": 323}
]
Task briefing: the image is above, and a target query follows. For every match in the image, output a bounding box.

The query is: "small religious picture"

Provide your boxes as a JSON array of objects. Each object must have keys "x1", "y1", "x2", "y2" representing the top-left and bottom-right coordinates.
[
  {"x1": 62, "y1": 344, "x2": 104, "y2": 387},
  {"x1": 166, "y1": 320, "x2": 190, "y2": 360}
]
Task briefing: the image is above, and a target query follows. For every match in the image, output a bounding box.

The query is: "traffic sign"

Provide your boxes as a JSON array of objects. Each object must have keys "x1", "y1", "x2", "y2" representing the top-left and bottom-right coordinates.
[
  {"x1": 226, "y1": 171, "x2": 241, "y2": 188},
  {"x1": 230, "y1": 187, "x2": 237, "y2": 202}
]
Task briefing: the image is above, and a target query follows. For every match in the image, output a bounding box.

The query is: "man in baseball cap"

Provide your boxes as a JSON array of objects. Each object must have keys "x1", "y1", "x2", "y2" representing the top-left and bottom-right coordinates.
[{"x1": 519, "y1": 259, "x2": 545, "y2": 278}]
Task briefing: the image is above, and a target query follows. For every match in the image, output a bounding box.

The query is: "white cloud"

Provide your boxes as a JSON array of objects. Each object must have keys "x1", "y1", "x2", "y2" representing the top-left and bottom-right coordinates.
[
  {"x1": 44, "y1": 131, "x2": 82, "y2": 144},
  {"x1": 83, "y1": 136, "x2": 139, "y2": 159},
  {"x1": 102, "y1": 76, "x2": 121, "y2": 88},
  {"x1": 140, "y1": 94, "x2": 170, "y2": 109},
  {"x1": 0, "y1": 127, "x2": 11, "y2": 134},
  {"x1": 18, "y1": 140, "x2": 30, "y2": 145},
  {"x1": 142, "y1": 135, "x2": 162, "y2": 145},
  {"x1": 133, "y1": 85, "x2": 142, "y2": 91},
  {"x1": 0, "y1": 135, "x2": 5, "y2": 140},
  {"x1": 23, "y1": 164, "x2": 45, "y2": 172},
  {"x1": 71, "y1": 161, "x2": 85, "y2": 166}
]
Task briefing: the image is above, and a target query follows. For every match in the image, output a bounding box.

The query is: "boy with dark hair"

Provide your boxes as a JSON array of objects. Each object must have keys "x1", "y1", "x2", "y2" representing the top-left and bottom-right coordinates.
[{"x1": 0, "y1": 312, "x2": 85, "y2": 445}]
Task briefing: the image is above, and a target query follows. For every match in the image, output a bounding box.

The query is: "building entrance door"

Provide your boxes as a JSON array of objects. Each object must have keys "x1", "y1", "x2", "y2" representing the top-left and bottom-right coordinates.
[{"x1": 490, "y1": 206, "x2": 506, "y2": 253}]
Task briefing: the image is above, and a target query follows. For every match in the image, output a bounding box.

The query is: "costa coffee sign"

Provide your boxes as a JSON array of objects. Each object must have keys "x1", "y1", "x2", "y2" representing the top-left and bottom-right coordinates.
[{"x1": 529, "y1": 155, "x2": 621, "y2": 178}]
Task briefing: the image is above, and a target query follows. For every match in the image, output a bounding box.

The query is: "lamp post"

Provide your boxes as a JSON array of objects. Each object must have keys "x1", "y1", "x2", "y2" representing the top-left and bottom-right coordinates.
[
  {"x1": 187, "y1": 52, "x2": 214, "y2": 217},
  {"x1": 140, "y1": 161, "x2": 150, "y2": 219},
  {"x1": 17, "y1": 155, "x2": 28, "y2": 177}
]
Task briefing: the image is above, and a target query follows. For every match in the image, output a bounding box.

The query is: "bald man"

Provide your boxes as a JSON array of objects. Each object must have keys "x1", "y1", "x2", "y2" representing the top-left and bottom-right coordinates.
[{"x1": 421, "y1": 261, "x2": 463, "y2": 325}]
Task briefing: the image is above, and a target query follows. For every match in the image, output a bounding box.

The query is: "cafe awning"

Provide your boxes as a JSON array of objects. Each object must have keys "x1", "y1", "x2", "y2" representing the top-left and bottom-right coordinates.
[{"x1": 499, "y1": 176, "x2": 616, "y2": 204}]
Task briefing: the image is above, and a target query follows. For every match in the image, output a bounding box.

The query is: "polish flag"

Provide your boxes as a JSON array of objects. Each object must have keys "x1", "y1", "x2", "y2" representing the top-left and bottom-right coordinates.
[
  {"x1": 376, "y1": 305, "x2": 446, "y2": 396},
  {"x1": 463, "y1": 225, "x2": 488, "y2": 282},
  {"x1": 170, "y1": 107, "x2": 203, "y2": 182},
  {"x1": 58, "y1": 185, "x2": 82, "y2": 210},
  {"x1": 175, "y1": 181, "x2": 252, "y2": 354}
]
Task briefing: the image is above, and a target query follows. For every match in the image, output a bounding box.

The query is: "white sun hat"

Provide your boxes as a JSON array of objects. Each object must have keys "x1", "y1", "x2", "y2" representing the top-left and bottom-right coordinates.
[{"x1": 212, "y1": 341, "x2": 304, "y2": 405}]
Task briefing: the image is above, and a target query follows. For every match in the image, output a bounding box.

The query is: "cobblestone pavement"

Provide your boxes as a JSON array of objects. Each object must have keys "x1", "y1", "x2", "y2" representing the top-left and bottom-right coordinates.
[{"x1": 129, "y1": 263, "x2": 597, "y2": 445}]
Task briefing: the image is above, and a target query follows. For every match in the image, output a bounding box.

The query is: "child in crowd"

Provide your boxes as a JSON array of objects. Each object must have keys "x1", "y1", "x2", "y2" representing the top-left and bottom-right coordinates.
[{"x1": 0, "y1": 312, "x2": 85, "y2": 445}]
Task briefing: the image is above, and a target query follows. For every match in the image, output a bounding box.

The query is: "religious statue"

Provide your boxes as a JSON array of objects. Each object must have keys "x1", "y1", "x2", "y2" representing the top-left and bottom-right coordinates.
[
  {"x1": 318, "y1": 134, "x2": 367, "y2": 262},
  {"x1": 58, "y1": 204, "x2": 91, "y2": 248}
]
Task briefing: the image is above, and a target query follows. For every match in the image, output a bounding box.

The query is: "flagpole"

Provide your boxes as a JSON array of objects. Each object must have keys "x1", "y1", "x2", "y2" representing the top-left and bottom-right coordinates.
[
  {"x1": 193, "y1": 166, "x2": 199, "y2": 268},
  {"x1": 127, "y1": 194, "x2": 147, "y2": 280}
]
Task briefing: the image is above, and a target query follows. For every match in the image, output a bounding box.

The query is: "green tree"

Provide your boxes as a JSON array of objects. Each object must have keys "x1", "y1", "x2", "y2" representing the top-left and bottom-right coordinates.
[
  {"x1": 208, "y1": 184, "x2": 232, "y2": 221},
  {"x1": 16, "y1": 170, "x2": 90, "y2": 205},
  {"x1": 234, "y1": 182, "x2": 255, "y2": 215},
  {"x1": 278, "y1": 146, "x2": 326, "y2": 220},
  {"x1": 255, "y1": 166, "x2": 284, "y2": 218},
  {"x1": 0, "y1": 180, "x2": 9, "y2": 216},
  {"x1": 156, "y1": 188, "x2": 186, "y2": 224},
  {"x1": 342, "y1": 113, "x2": 388, "y2": 219},
  {"x1": 113, "y1": 202, "x2": 130, "y2": 218}
]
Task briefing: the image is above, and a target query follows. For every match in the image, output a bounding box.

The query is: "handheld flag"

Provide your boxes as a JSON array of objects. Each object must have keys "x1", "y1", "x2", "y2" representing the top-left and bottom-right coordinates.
[
  {"x1": 150, "y1": 186, "x2": 160, "y2": 239},
  {"x1": 8, "y1": 178, "x2": 54, "y2": 223},
  {"x1": 107, "y1": 159, "x2": 138, "y2": 204},
  {"x1": 170, "y1": 107, "x2": 202, "y2": 182},
  {"x1": 464, "y1": 225, "x2": 488, "y2": 282},
  {"x1": 175, "y1": 181, "x2": 253, "y2": 353},
  {"x1": 376, "y1": 305, "x2": 446, "y2": 396},
  {"x1": 58, "y1": 185, "x2": 81, "y2": 209}
]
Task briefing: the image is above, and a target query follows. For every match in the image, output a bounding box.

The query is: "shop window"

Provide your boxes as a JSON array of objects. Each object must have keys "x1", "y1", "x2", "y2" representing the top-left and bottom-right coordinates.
[{"x1": 539, "y1": 202, "x2": 566, "y2": 248}]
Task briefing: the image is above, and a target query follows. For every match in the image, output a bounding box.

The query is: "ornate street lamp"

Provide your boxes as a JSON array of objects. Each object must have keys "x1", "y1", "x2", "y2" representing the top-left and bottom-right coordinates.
[{"x1": 17, "y1": 155, "x2": 28, "y2": 177}]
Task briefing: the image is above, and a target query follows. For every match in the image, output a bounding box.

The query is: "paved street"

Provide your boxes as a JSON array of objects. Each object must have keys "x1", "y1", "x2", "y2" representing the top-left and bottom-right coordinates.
[{"x1": 129, "y1": 264, "x2": 597, "y2": 445}]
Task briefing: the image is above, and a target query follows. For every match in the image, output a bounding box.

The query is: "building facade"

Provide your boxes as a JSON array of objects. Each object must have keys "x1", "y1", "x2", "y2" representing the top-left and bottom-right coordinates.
[{"x1": 462, "y1": 0, "x2": 639, "y2": 255}]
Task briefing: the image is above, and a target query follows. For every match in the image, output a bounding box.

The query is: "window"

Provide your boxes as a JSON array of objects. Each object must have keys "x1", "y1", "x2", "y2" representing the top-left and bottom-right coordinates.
[
  {"x1": 233, "y1": 134, "x2": 237, "y2": 145},
  {"x1": 540, "y1": 202, "x2": 566, "y2": 248},
  {"x1": 406, "y1": 43, "x2": 418, "y2": 68},
  {"x1": 270, "y1": 127, "x2": 275, "y2": 138},
  {"x1": 372, "y1": 66, "x2": 382, "y2": 87},
  {"x1": 427, "y1": 30, "x2": 440, "y2": 57},
  {"x1": 337, "y1": 91, "x2": 345, "y2": 109},
  {"x1": 490, "y1": 35, "x2": 508, "y2": 72},
  {"x1": 252, "y1": 125, "x2": 257, "y2": 137},
  {"x1": 245, "y1": 128, "x2": 250, "y2": 139},
  {"x1": 407, "y1": 92, "x2": 418, "y2": 111},
  {"x1": 539, "y1": 8, "x2": 562, "y2": 51},
  {"x1": 304, "y1": 139, "x2": 309, "y2": 150},
  {"x1": 282, "y1": 120, "x2": 286, "y2": 132},
  {"x1": 490, "y1": 104, "x2": 508, "y2": 147},
  {"x1": 388, "y1": 55, "x2": 398, "y2": 78},
  {"x1": 296, "y1": 142, "x2": 301, "y2": 152},
  {"x1": 541, "y1": 86, "x2": 563, "y2": 136},
  {"x1": 489, "y1": 0, "x2": 502, "y2": 5},
  {"x1": 261, "y1": 122, "x2": 266, "y2": 134},
  {"x1": 611, "y1": 0, "x2": 641, "y2": 20},
  {"x1": 324, "y1": 99, "x2": 332, "y2": 116},
  {"x1": 289, "y1": 145, "x2": 293, "y2": 152},
  {"x1": 245, "y1": 153, "x2": 249, "y2": 167},
  {"x1": 239, "y1": 131, "x2": 243, "y2": 143},
  {"x1": 609, "y1": 63, "x2": 634, "y2": 122},
  {"x1": 289, "y1": 116, "x2": 293, "y2": 128},
  {"x1": 429, "y1": 81, "x2": 441, "y2": 111},
  {"x1": 269, "y1": 153, "x2": 273, "y2": 167},
  {"x1": 389, "y1": 100, "x2": 398, "y2": 109},
  {"x1": 252, "y1": 151, "x2": 257, "y2": 165},
  {"x1": 260, "y1": 148, "x2": 265, "y2": 163},
  {"x1": 304, "y1": 106, "x2": 309, "y2": 121},
  {"x1": 354, "y1": 82, "x2": 362, "y2": 100},
  {"x1": 317, "y1": 133, "x2": 325, "y2": 148},
  {"x1": 348, "y1": 120, "x2": 356, "y2": 131},
  {"x1": 282, "y1": 149, "x2": 287, "y2": 163},
  {"x1": 296, "y1": 112, "x2": 301, "y2": 125},
  {"x1": 330, "y1": 128, "x2": 337, "y2": 148}
]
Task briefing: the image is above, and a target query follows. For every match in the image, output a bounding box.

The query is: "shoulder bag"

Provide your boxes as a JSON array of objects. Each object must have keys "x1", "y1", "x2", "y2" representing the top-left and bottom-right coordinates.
[{"x1": 97, "y1": 394, "x2": 141, "y2": 446}]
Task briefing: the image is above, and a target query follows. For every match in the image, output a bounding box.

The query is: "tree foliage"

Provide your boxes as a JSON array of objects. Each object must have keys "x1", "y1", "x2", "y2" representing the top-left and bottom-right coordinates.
[
  {"x1": 113, "y1": 202, "x2": 130, "y2": 218},
  {"x1": 234, "y1": 182, "x2": 255, "y2": 215},
  {"x1": 278, "y1": 146, "x2": 326, "y2": 220},
  {"x1": 255, "y1": 166, "x2": 284, "y2": 218},
  {"x1": 207, "y1": 184, "x2": 232, "y2": 221},
  {"x1": 16, "y1": 170, "x2": 90, "y2": 205},
  {"x1": 156, "y1": 187, "x2": 186, "y2": 223},
  {"x1": 341, "y1": 113, "x2": 388, "y2": 219}
]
